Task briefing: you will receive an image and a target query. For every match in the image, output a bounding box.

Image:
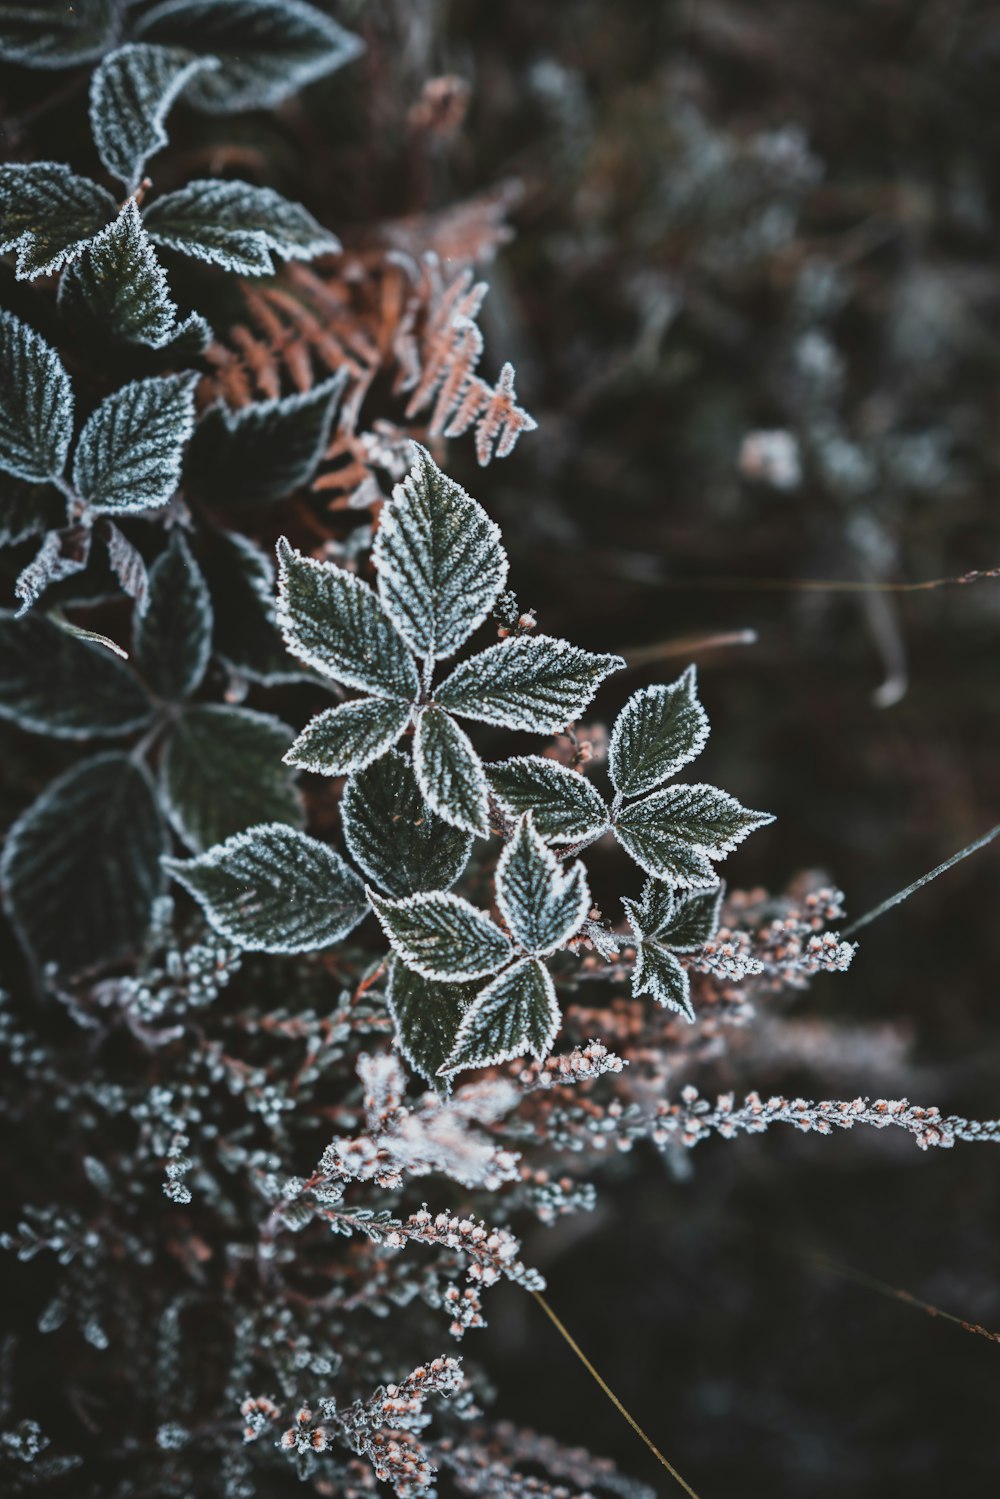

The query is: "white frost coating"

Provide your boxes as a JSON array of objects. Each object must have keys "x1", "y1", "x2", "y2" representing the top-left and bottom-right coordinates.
[
  {"x1": 487, "y1": 754, "x2": 609, "y2": 844},
  {"x1": 631, "y1": 942, "x2": 694, "y2": 1021},
  {"x1": 366, "y1": 886, "x2": 512, "y2": 982},
  {"x1": 412, "y1": 706, "x2": 491, "y2": 838},
  {"x1": 0, "y1": 162, "x2": 116, "y2": 279},
  {"x1": 72, "y1": 371, "x2": 199, "y2": 514},
  {"x1": 609, "y1": 665, "x2": 711, "y2": 799},
  {"x1": 0, "y1": 309, "x2": 75, "y2": 484},
  {"x1": 283, "y1": 697, "x2": 412, "y2": 776},
  {"x1": 143, "y1": 177, "x2": 341, "y2": 276},
  {"x1": 90, "y1": 44, "x2": 221, "y2": 191},
  {"x1": 613, "y1": 782, "x2": 775, "y2": 887},
  {"x1": 436, "y1": 633, "x2": 626, "y2": 733},
  {"x1": 495, "y1": 814, "x2": 590, "y2": 957},
  {"x1": 374, "y1": 444, "x2": 509, "y2": 661},
  {"x1": 441, "y1": 958, "x2": 561, "y2": 1074}
]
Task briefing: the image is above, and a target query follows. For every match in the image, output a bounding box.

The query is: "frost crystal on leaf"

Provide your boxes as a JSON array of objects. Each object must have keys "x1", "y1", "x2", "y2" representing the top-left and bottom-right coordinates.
[
  {"x1": 436, "y1": 634, "x2": 625, "y2": 733},
  {"x1": 631, "y1": 942, "x2": 693, "y2": 1021},
  {"x1": 609, "y1": 666, "x2": 710, "y2": 798},
  {"x1": 275, "y1": 536, "x2": 419, "y2": 700},
  {"x1": 367, "y1": 888, "x2": 512, "y2": 982},
  {"x1": 285, "y1": 698, "x2": 412, "y2": 778},
  {"x1": 342, "y1": 750, "x2": 472, "y2": 898},
  {"x1": 134, "y1": 531, "x2": 213, "y2": 701},
  {"x1": 614, "y1": 783, "x2": 774, "y2": 887},
  {"x1": 413, "y1": 705, "x2": 491, "y2": 837},
  {"x1": 144, "y1": 177, "x2": 340, "y2": 276},
  {"x1": 625, "y1": 879, "x2": 724, "y2": 951},
  {"x1": 165, "y1": 823, "x2": 367, "y2": 952},
  {"x1": 0, "y1": 163, "x2": 115, "y2": 279},
  {"x1": 90, "y1": 44, "x2": 220, "y2": 191},
  {"x1": 0, "y1": 310, "x2": 74, "y2": 483},
  {"x1": 385, "y1": 959, "x2": 480, "y2": 1089},
  {"x1": 442, "y1": 958, "x2": 560, "y2": 1075},
  {"x1": 495, "y1": 815, "x2": 590, "y2": 956},
  {"x1": 487, "y1": 755, "x2": 609, "y2": 845},
  {"x1": 0, "y1": 0, "x2": 120, "y2": 69},
  {"x1": 373, "y1": 445, "x2": 508, "y2": 661},
  {"x1": 72, "y1": 372, "x2": 199, "y2": 514}
]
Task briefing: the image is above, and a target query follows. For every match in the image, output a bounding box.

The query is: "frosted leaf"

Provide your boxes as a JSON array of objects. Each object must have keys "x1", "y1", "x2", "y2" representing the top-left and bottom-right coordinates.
[
  {"x1": 144, "y1": 178, "x2": 340, "y2": 275},
  {"x1": 436, "y1": 634, "x2": 625, "y2": 733},
  {"x1": 343, "y1": 749, "x2": 472, "y2": 898},
  {"x1": 0, "y1": 1, "x2": 119, "y2": 68},
  {"x1": 13, "y1": 526, "x2": 90, "y2": 615},
  {"x1": 373, "y1": 445, "x2": 508, "y2": 661},
  {"x1": 164, "y1": 822, "x2": 366, "y2": 952},
  {"x1": 609, "y1": 666, "x2": 710, "y2": 798},
  {"x1": 441, "y1": 958, "x2": 560, "y2": 1075},
  {"x1": 73, "y1": 372, "x2": 198, "y2": 514},
  {"x1": 134, "y1": 531, "x2": 213, "y2": 701},
  {"x1": 367, "y1": 888, "x2": 512, "y2": 982},
  {"x1": 190, "y1": 372, "x2": 346, "y2": 506},
  {"x1": 496, "y1": 815, "x2": 590, "y2": 956},
  {"x1": 59, "y1": 202, "x2": 210, "y2": 351},
  {"x1": 614, "y1": 783, "x2": 774, "y2": 887},
  {"x1": 90, "y1": 44, "x2": 219, "y2": 191},
  {"x1": 0, "y1": 608, "x2": 152, "y2": 738},
  {"x1": 203, "y1": 530, "x2": 301, "y2": 685},
  {"x1": 102, "y1": 520, "x2": 149, "y2": 614},
  {"x1": 386, "y1": 958, "x2": 479, "y2": 1091},
  {"x1": 284, "y1": 697, "x2": 411, "y2": 777},
  {"x1": 625, "y1": 880, "x2": 724, "y2": 951},
  {"x1": 160, "y1": 705, "x2": 303, "y2": 852},
  {"x1": 487, "y1": 755, "x2": 609, "y2": 844},
  {"x1": 0, "y1": 163, "x2": 115, "y2": 278},
  {"x1": 0, "y1": 475, "x2": 64, "y2": 547},
  {"x1": 134, "y1": 0, "x2": 364, "y2": 113},
  {"x1": 0, "y1": 310, "x2": 74, "y2": 483},
  {"x1": 2, "y1": 752, "x2": 165, "y2": 979},
  {"x1": 275, "y1": 536, "x2": 419, "y2": 700},
  {"x1": 413, "y1": 705, "x2": 490, "y2": 837},
  {"x1": 631, "y1": 942, "x2": 693, "y2": 1021}
]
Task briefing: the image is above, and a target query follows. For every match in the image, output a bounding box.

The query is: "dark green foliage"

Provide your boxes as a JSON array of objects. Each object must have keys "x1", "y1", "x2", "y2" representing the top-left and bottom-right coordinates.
[
  {"x1": 0, "y1": 311, "x2": 74, "y2": 483},
  {"x1": 342, "y1": 749, "x2": 472, "y2": 897},
  {"x1": 0, "y1": 609, "x2": 152, "y2": 737},
  {"x1": 134, "y1": 530, "x2": 212, "y2": 701}
]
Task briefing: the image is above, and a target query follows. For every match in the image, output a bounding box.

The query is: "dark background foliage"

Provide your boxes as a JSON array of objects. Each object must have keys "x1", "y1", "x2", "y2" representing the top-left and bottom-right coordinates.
[{"x1": 2, "y1": 1, "x2": 999, "y2": 1494}]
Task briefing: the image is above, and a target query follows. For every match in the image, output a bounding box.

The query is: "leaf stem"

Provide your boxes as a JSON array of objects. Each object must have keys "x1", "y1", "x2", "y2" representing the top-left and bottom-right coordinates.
[{"x1": 843, "y1": 823, "x2": 1000, "y2": 936}]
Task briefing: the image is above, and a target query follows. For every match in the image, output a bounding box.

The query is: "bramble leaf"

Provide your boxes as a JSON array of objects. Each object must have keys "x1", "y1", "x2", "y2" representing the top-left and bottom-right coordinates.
[
  {"x1": 160, "y1": 704, "x2": 303, "y2": 852},
  {"x1": 614, "y1": 783, "x2": 774, "y2": 887},
  {"x1": 189, "y1": 373, "x2": 345, "y2": 507},
  {"x1": 275, "y1": 537, "x2": 419, "y2": 700},
  {"x1": 436, "y1": 635, "x2": 625, "y2": 733},
  {"x1": 12, "y1": 527, "x2": 90, "y2": 614},
  {"x1": 72, "y1": 372, "x2": 198, "y2": 514},
  {"x1": 0, "y1": 1, "x2": 120, "y2": 69},
  {"x1": 441, "y1": 958, "x2": 560, "y2": 1074},
  {"x1": 144, "y1": 178, "x2": 340, "y2": 276},
  {"x1": 367, "y1": 888, "x2": 512, "y2": 982},
  {"x1": 203, "y1": 530, "x2": 303, "y2": 685},
  {"x1": 631, "y1": 942, "x2": 693, "y2": 1021},
  {"x1": 373, "y1": 445, "x2": 508, "y2": 661},
  {"x1": 413, "y1": 706, "x2": 490, "y2": 838},
  {"x1": 165, "y1": 822, "x2": 366, "y2": 952},
  {"x1": 0, "y1": 476, "x2": 64, "y2": 547},
  {"x1": 342, "y1": 749, "x2": 472, "y2": 898},
  {"x1": 134, "y1": 531, "x2": 213, "y2": 700},
  {"x1": 487, "y1": 755, "x2": 609, "y2": 845},
  {"x1": 496, "y1": 815, "x2": 590, "y2": 956},
  {"x1": 134, "y1": 0, "x2": 364, "y2": 113},
  {"x1": 90, "y1": 43, "x2": 219, "y2": 191},
  {"x1": 386, "y1": 958, "x2": 478, "y2": 1091},
  {"x1": 284, "y1": 697, "x2": 412, "y2": 777},
  {"x1": 1, "y1": 752, "x2": 165, "y2": 979},
  {"x1": 0, "y1": 310, "x2": 74, "y2": 483},
  {"x1": 624, "y1": 879, "x2": 723, "y2": 951},
  {"x1": 0, "y1": 163, "x2": 115, "y2": 278},
  {"x1": 101, "y1": 519, "x2": 149, "y2": 614},
  {"x1": 0, "y1": 608, "x2": 152, "y2": 738},
  {"x1": 609, "y1": 666, "x2": 710, "y2": 799},
  {"x1": 59, "y1": 202, "x2": 210, "y2": 351}
]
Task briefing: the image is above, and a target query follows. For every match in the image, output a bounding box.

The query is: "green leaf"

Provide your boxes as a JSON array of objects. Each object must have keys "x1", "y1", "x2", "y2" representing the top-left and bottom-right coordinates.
[
  {"x1": 12, "y1": 526, "x2": 90, "y2": 615},
  {"x1": 487, "y1": 755, "x2": 608, "y2": 845},
  {"x1": 134, "y1": 0, "x2": 364, "y2": 113},
  {"x1": 1, "y1": 752, "x2": 165, "y2": 979},
  {"x1": 631, "y1": 942, "x2": 693, "y2": 1021},
  {"x1": 386, "y1": 957, "x2": 478, "y2": 1091},
  {"x1": 0, "y1": 163, "x2": 115, "y2": 278},
  {"x1": 342, "y1": 749, "x2": 472, "y2": 898},
  {"x1": 496, "y1": 815, "x2": 590, "y2": 956},
  {"x1": 203, "y1": 530, "x2": 302, "y2": 685},
  {"x1": 442, "y1": 958, "x2": 560, "y2": 1074},
  {"x1": 188, "y1": 373, "x2": 345, "y2": 507},
  {"x1": 412, "y1": 705, "x2": 490, "y2": 838},
  {"x1": 144, "y1": 178, "x2": 340, "y2": 276},
  {"x1": 621, "y1": 879, "x2": 676, "y2": 942},
  {"x1": 275, "y1": 536, "x2": 419, "y2": 700},
  {"x1": 73, "y1": 372, "x2": 198, "y2": 515},
  {"x1": 161, "y1": 704, "x2": 303, "y2": 852},
  {"x1": 0, "y1": 310, "x2": 74, "y2": 483},
  {"x1": 101, "y1": 518, "x2": 150, "y2": 613},
  {"x1": 436, "y1": 635, "x2": 625, "y2": 733},
  {"x1": 0, "y1": 475, "x2": 64, "y2": 546},
  {"x1": 624, "y1": 880, "x2": 723, "y2": 951},
  {"x1": 164, "y1": 822, "x2": 366, "y2": 952},
  {"x1": 284, "y1": 697, "x2": 411, "y2": 777},
  {"x1": 367, "y1": 887, "x2": 512, "y2": 982},
  {"x1": 613, "y1": 783, "x2": 774, "y2": 887},
  {"x1": 0, "y1": 1, "x2": 120, "y2": 69},
  {"x1": 373, "y1": 445, "x2": 508, "y2": 662},
  {"x1": 134, "y1": 531, "x2": 213, "y2": 700},
  {"x1": 90, "y1": 43, "x2": 219, "y2": 191},
  {"x1": 609, "y1": 667, "x2": 710, "y2": 799},
  {"x1": 59, "y1": 202, "x2": 210, "y2": 352},
  {"x1": 0, "y1": 608, "x2": 152, "y2": 737}
]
